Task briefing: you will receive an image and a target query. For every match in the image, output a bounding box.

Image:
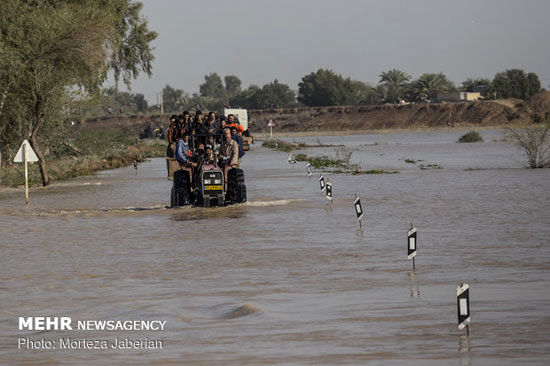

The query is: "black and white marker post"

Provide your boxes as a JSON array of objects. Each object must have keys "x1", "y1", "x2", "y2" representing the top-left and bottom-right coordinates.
[
  {"x1": 407, "y1": 223, "x2": 417, "y2": 270},
  {"x1": 354, "y1": 195, "x2": 364, "y2": 228},
  {"x1": 457, "y1": 283, "x2": 471, "y2": 336},
  {"x1": 319, "y1": 174, "x2": 326, "y2": 192},
  {"x1": 306, "y1": 162, "x2": 312, "y2": 177},
  {"x1": 326, "y1": 180, "x2": 333, "y2": 202},
  {"x1": 288, "y1": 153, "x2": 296, "y2": 165}
]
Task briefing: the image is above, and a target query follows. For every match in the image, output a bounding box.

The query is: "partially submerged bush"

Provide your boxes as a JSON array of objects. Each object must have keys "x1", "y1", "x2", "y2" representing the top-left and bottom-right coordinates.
[
  {"x1": 351, "y1": 169, "x2": 399, "y2": 175},
  {"x1": 262, "y1": 139, "x2": 300, "y2": 152},
  {"x1": 506, "y1": 120, "x2": 550, "y2": 168},
  {"x1": 295, "y1": 153, "x2": 308, "y2": 161},
  {"x1": 335, "y1": 147, "x2": 353, "y2": 169},
  {"x1": 308, "y1": 156, "x2": 342, "y2": 169},
  {"x1": 458, "y1": 131, "x2": 483, "y2": 143}
]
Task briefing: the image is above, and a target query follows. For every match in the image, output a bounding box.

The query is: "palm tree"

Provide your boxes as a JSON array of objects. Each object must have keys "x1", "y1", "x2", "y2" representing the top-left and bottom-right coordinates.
[
  {"x1": 378, "y1": 69, "x2": 411, "y2": 103},
  {"x1": 411, "y1": 73, "x2": 455, "y2": 101}
]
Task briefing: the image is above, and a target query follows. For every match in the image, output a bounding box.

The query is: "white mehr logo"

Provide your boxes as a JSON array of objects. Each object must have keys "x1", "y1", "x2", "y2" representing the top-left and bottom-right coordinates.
[{"x1": 19, "y1": 317, "x2": 72, "y2": 331}]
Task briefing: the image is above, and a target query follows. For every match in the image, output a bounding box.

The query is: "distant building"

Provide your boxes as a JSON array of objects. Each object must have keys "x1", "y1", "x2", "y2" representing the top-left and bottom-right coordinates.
[
  {"x1": 471, "y1": 85, "x2": 489, "y2": 93},
  {"x1": 437, "y1": 92, "x2": 481, "y2": 102}
]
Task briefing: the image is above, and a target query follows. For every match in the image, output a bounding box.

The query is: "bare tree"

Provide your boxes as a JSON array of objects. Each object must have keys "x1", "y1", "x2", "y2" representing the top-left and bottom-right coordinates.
[{"x1": 506, "y1": 117, "x2": 550, "y2": 168}]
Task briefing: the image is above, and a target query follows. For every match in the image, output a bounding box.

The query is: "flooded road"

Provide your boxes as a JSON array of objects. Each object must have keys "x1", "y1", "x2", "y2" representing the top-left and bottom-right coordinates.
[{"x1": 1, "y1": 129, "x2": 549, "y2": 365}]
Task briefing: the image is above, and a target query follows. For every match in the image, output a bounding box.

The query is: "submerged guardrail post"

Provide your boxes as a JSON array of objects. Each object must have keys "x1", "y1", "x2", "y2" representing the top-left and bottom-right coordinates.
[
  {"x1": 319, "y1": 174, "x2": 326, "y2": 192},
  {"x1": 407, "y1": 223, "x2": 417, "y2": 270},
  {"x1": 354, "y1": 194, "x2": 363, "y2": 228},
  {"x1": 326, "y1": 179, "x2": 333, "y2": 203},
  {"x1": 288, "y1": 153, "x2": 296, "y2": 165},
  {"x1": 457, "y1": 283, "x2": 471, "y2": 336}
]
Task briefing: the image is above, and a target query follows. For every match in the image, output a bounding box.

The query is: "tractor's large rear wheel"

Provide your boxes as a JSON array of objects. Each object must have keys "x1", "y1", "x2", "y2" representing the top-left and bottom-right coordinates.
[
  {"x1": 171, "y1": 170, "x2": 191, "y2": 207},
  {"x1": 226, "y1": 168, "x2": 247, "y2": 204}
]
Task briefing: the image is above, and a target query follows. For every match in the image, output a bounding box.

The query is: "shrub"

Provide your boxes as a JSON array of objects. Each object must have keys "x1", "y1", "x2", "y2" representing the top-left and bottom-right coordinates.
[
  {"x1": 458, "y1": 131, "x2": 483, "y2": 143},
  {"x1": 505, "y1": 120, "x2": 550, "y2": 168},
  {"x1": 261, "y1": 139, "x2": 299, "y2": 152}
]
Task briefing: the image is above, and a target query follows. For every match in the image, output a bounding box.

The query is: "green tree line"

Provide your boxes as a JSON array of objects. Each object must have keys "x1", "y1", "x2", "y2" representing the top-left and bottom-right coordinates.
[{"x1": 104, "y1": 68, "x2": 542, "y2": 115}]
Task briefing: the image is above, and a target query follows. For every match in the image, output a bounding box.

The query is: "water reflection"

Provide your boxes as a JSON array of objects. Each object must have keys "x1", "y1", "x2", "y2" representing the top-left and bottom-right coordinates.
[
  {"x1": 459, "y1": 334, "x2": 471, "y2": 366},
  {"x1": 407, "y1": 270, "x2": 421, "y2": 298}
]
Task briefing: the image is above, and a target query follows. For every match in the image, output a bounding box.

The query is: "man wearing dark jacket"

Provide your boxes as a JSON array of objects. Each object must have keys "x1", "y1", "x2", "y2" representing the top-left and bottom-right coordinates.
[
  {"x1": 167, "y1": 114, "x2": 185, "y2": 158},
  {"x1": 231, "y1": 126, "x2": 245, "y2": 158}
]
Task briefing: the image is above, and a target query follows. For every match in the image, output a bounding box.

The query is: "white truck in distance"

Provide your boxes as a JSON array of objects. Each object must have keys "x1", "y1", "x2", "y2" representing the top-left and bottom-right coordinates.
[{"x1": 223, "y1": 108, "x2": 253, "y2": 151}]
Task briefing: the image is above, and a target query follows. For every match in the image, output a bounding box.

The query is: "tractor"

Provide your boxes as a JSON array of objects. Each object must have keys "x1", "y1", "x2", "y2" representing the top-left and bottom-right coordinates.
[{"x1": 169, "y1": 141, "x2": 246, "y2": 207}]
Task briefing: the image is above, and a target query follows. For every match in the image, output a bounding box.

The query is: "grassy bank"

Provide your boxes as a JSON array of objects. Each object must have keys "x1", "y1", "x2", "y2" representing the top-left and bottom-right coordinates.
[
  {"x1": 0, "y1": 127, "x2": 165, "y2": 187},
  {"x1": 261, "y1": 137, "x2": 399, "y2": 175},
  {"x1": 294, "y1": 151, "x2": 398, "y2": 175},
  {"x1": 262, "y1": 138, "x2": 342, "y2": 152}
]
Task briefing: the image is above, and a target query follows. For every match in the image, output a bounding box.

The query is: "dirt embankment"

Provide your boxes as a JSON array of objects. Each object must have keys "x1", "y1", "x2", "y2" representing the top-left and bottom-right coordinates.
[
  {"x1": 248, "y1": 91, "x2": 550, "y2": 133},
  {"x1": 78, "y1": 91, "x2": 550, "y2": 134},
  {"x1": 77, "y1": 114, "x2": 170, "y2": 135}
]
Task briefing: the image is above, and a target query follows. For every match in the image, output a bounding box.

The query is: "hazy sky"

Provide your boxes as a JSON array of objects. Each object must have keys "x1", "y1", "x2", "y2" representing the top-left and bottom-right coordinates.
[{"x1": 118, "y1": 0, "x2": 550, "y2": 102}]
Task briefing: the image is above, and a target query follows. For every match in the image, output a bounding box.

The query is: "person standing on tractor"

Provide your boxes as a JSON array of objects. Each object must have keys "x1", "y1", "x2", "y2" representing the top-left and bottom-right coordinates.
[
  {"x1": 227, "y1": 114, "x2": 244, "y2": 134},
  {"x1": 219, "y1": 128, "x2": 239, "y2": 169},
  {"x1": 230, "y1": 126, "x2": 245, "y2": 159},
  {"x1": 215, "y1": 116, "x2": 227, "y2": 144},
  {"x1": 175, "y1": 135, "x2": 191, "y2": 165},
  {"x1": 192, "y1": 110, "x2": 208, "y2": 145},
  {"x1": 180, "y1": 111, "x2": 192, "y2": 132},
  {"x1": 167, "y1": 114, "x2": 185, "y2": 158},
  {"x1": 206, "y1": 111, "x2": 217, "y2": 137}
]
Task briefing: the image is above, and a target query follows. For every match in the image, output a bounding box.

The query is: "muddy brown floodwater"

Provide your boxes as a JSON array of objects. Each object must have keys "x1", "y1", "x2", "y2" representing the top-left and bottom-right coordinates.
[{"x1": 1, "y1": 129, "x2": 549, "y2": 365}]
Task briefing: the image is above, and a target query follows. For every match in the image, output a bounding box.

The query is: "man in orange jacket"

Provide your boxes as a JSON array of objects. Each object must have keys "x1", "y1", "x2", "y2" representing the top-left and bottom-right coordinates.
[{"x1": 226, "y1": 114, "x2": 244, "y2": 134}]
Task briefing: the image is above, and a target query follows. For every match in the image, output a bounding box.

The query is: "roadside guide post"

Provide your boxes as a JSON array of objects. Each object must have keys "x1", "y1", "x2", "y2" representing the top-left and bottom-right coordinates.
[
  {"x1": 407, "y1": 223, "x2": 417, "y2": 270},
  {"x1": 457, "y1": 283, "x2": 471, "y2": 336},
  {"x1": 306, "y1": 162, "x2": 312, "y2": 177},
  {"x1": 326, "y1": 179, "x2": 333, "y2": 203},
  {"x1": 267, "y1": 120, "x2": 275, "y2": 140},
  {"x1": 318, "y1": 174, "x2": 326, "y2": 192},
  {"x1": 354, "y1": 194, "x2": 364, "y2": 228},
  {"x1": 13, "y1": 139, "x2": 39, "y2": 205},
  {"x1": 288, "y1": 153, "x2": 296, "y2": 165}
]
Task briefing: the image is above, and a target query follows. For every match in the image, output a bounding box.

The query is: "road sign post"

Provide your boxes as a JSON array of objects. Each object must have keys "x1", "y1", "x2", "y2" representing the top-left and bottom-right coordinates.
[
  {"x1": 326, "y1": 180, "x2": 333, "y2": 202},
  {"x1": 457, "y1": 283, "x2": 471, "y2": 335},
  {"x1": 267, "y1": 120, "x2": 274, "y2": 139},
  {"x1": 13, "y1": 139, "x2": 39, "y2": 205},
  {"x1": 354, "y1": 195, "x2": 363, "y2": 228},
  {"x1": 288, "y1": 153, "x2": 296, "y2": 165},
  {"x1": 318, "y1": 174, "x2": 326, "y2": 192},
  {"x1": 407, "y1": 223, "x2": 418, "y2": 270}
]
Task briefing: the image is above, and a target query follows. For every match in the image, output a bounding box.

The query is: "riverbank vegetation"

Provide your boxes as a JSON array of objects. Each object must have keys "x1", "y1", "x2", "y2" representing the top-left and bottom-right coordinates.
[
  {"x1": 293, "y1": 148, "x2": 398, "y2": 175},
  {"x1": 0, "y1": 0, "x2": 157, "y2": 186},
  {"x1": 458, "y1": 131, "x2": 484, "y2": 143},
  {"x1": 0, "y1": 127, "x2": 165, "y2": 187},
  {"x1": 261, "y1": 139, "x2": 342, "y2": 152},
  {"x1": 506, "y1": 116, "x2": 550, "y2": 168}
]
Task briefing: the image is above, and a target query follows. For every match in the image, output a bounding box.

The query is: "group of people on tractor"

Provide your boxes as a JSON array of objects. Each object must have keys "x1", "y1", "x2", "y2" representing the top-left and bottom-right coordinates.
[
  {"x1": 167, "y1": 110, "x2": 246, "y2": 163},
  {"x1": 166, "y1": 110, "x2": 245, "y2": 188}
]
